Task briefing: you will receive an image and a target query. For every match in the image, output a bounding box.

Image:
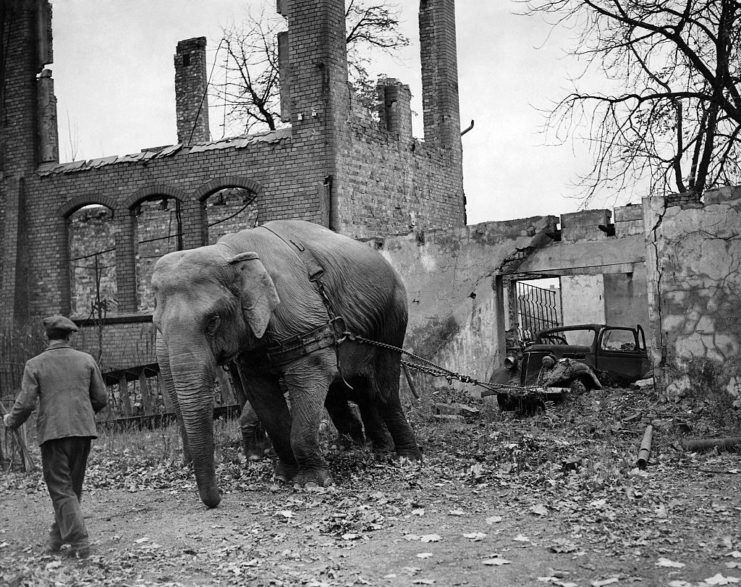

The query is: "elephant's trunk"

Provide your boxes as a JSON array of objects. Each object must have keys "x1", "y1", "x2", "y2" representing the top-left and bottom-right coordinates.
[
  {"x1": 156, "y1": 336, "x2": 191, "y2": 464},
  {"x1": 168, "y1": 345, "x2": 221, "y2": 508}
]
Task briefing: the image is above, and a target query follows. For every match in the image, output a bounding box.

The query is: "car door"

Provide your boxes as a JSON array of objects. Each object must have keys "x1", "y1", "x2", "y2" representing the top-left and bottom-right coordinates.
[{"x1": 595, "y1": 326, "x2": 649, "y2": 383}]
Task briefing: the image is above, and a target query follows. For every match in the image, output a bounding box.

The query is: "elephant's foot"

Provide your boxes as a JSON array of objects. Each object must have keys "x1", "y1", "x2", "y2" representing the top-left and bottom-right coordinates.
[
  {"x1": 294, "y1": 467, "x2": 334, "y2": 488},
  {"x1": 273, "y1": 460, "x2": 298, "y2": 484},
  {"x1": 372, "y1": 445, "x2": 396, "y2": 461},
  {"x1": 369, "y1": 435, "x2": 395, "y2": 458},
  {"x1": 336, "y1": 431, "x2": 365, "y2": 451},
  {"x1": 395, "y1": 445, "x2": 423, "y2": 461},
  {"x1": 242, "y1": 429, "x2": 272, "y2": 462}
]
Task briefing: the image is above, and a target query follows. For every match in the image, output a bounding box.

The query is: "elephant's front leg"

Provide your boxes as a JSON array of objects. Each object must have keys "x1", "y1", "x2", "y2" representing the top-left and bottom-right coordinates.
[
  {"x1": 283, "y1": 353, "x2": 336, "y2": 487},
  {"x1": 238, "y1": 370, "x2": 297, "y2": 483}
]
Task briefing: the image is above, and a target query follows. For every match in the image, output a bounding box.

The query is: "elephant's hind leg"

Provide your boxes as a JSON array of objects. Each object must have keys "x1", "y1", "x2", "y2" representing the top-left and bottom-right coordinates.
[
  {"x1": 351, "y1": 379, "x2": 395, "y2": 455},
  {"x1": 238, "y1": 403, "x2": 272, "y2": 461},
  {"x1": 372, "y1": 351, "x2": 422, "y2": 460},
  {"x1": 325, "y1": 381, "x2": 365, "y2": 449}
]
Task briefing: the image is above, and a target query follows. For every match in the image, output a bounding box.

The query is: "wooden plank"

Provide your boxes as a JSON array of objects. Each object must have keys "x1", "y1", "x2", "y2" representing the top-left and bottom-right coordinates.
[
  {"x1": 118, "y1": 374, "x2": 132, "y2": 417},
  {"x1": 158, "y1": 374, "x2": 174, "y2": 412},
  {"x1": 138, "y1": 371, "x2": 153, "y2": 414},
  {"x1": 215, "y1": 367, "x2": 235, "y2": 406}
]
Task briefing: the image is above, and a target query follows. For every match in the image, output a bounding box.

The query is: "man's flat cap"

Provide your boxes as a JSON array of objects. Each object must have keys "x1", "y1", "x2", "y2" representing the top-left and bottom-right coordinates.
[{"x1": 43, "y1": 315, "x2": 79, "y2": 335}]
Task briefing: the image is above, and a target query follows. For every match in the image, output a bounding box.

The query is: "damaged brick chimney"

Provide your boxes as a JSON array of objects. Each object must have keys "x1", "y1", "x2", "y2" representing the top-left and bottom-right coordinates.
[
  {"x1": 174, "y1": 37, "x2": 210, "y2": 145},
  {"x1": 419, "y1": 0, "x2": 461, "y2": 155}
]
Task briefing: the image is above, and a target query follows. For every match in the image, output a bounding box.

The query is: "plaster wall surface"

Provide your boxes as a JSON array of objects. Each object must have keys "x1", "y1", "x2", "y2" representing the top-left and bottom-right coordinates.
[
  {"x1": 516, "y1": 228, "x2": 648, "y2": 331},
  {"x1": 517, "y1": 234, "x2": 645, "y2": 277},
  {"x1": 561, "y1": 274, "x2": 605, "y2": 326},
  {"x1": 644, "y1": 187, "x2": 741, "y2": 403},
  {"x1": 376, "y1": 217, "x2": 556, "y2": 388},
  {"x1": 604, "y1": 265, "x2": 650, "y2": 329}
]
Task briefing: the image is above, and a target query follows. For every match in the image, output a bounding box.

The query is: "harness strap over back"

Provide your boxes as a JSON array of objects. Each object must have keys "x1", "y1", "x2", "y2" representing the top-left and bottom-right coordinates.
[
  {"x1": 255, "y1": 225, "x2": 351, "y2": 385},
  {"x1": 259, "y1": 225, "x2": 324, "y2": 282}
]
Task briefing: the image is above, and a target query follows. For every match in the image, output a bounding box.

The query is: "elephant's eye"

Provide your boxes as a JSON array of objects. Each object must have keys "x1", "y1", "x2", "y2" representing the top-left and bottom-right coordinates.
[{"x1": 206, "y1": 314, "x2": 221, "y2": 337}]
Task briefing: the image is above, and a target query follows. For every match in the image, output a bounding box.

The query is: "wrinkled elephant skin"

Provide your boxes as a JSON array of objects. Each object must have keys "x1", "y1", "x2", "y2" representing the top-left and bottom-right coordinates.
[{"x1": 152, "y1": 220, "x2": 421, "y2": 507}]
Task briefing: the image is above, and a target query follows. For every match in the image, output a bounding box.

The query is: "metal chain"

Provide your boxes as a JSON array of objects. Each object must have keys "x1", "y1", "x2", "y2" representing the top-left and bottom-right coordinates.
[{"x1": 343, "y1": 332, "x2": 541, "y2": 397}]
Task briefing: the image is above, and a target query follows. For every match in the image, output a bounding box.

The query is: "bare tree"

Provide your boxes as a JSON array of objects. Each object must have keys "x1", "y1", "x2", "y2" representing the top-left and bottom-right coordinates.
[
  {"x1": 215, "y1": 9, "x2": 284, "y2": 136},
  {"x1": 63, "y1": 109, "x2": 80, "y2": 162},
  {"x1": 345, "y1": 0, "x2": 410, "y2": 109},
  {"x1": 523, "y1": 0, "x2": 741, "y2": 204},
  {"x1": 212, "y1": 1, "x2": 409, "y2": 137}
]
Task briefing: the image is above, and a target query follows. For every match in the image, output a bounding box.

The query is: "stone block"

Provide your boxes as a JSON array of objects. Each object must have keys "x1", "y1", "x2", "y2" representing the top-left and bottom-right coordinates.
[
  {"x1": 614, "y1": 204, "x2": 643, "y2": 222},
  {"x1": 560, "y1": 209, "x2": 612, "y2": 242},
  {"x1": 703, "y1": 186, "x2": 741, "y2": 205}
]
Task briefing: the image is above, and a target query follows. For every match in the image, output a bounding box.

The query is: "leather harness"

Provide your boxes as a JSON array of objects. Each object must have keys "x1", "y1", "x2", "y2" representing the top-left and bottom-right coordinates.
[{"x1": 250, "y1": 225, "x2": 350, "y2": 380}]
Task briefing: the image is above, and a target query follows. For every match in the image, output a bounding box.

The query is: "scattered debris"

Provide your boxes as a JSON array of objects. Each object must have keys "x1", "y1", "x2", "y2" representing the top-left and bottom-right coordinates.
[
  {"x1": 637, "y1": 424, "x2": 653, "y2": 469},
  {"x1": 432, "y1": 403, "x2": 480, "y2": 419},
  {"x1": 683, "y1": 437, "x2": 741, "y2": 453}
]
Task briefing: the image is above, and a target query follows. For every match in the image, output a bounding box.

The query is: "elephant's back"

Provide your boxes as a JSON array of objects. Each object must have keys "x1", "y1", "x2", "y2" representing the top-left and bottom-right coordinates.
[{"x1": 260, "y1": 220, "x2": 408, "y2": 345}]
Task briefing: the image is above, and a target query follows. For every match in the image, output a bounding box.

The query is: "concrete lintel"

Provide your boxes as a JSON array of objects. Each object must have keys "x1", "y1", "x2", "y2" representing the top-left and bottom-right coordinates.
[
  {"x1": 516, "y1": 234, "x2": 645, "y2": 276},
  {"x1": 520, "y1": 262, "x2": 640, "y2": 278}
]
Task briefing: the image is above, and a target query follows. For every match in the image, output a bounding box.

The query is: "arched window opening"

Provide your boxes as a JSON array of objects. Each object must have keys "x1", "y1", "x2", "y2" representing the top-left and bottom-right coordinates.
[
  {"x1": 68, "y1": 205, "x2": 117, "y2": 319},
  {"x1": 135, "y1": 196, "x2": 182, "y2": 312},
  {"x1": 205, "y1": 187, "x2": 258, "y2": 245}
]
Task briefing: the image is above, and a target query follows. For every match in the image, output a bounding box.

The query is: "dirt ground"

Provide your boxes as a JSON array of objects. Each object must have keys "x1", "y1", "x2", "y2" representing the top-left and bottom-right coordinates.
[{"x1": 1, "y1": 385, "x2": 740, "y2": 586}]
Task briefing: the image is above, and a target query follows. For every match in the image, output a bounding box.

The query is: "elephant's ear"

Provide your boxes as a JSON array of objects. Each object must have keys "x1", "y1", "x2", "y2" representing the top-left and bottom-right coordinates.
[{"x1": 228, "y1": 252, "x2": 280, "y2": 339}]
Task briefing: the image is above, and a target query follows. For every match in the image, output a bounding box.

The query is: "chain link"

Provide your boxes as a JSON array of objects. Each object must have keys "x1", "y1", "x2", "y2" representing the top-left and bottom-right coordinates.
[{"x1": 343, "y1": 332, "x2": 541, "y2": 397}]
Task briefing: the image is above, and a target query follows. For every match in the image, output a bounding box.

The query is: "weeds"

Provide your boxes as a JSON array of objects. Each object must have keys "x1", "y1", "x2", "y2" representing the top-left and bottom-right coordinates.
[
  {"x1": 96, "y1": 421, "x2": 183, "y2": 464},
  {"x1": 680, "y1": 357, "x2": 741, "y2": 429}
]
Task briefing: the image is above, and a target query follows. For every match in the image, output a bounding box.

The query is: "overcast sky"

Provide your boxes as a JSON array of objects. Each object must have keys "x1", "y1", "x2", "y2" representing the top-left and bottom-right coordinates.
[{"x1": 50, "y1": 1, "x2": 629, "y2": 224}]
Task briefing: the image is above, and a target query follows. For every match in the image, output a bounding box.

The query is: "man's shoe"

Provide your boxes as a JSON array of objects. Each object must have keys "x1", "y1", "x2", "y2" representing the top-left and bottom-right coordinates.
[{"x1": 45, "y1": 539, "x2": 63, "y2": 554}]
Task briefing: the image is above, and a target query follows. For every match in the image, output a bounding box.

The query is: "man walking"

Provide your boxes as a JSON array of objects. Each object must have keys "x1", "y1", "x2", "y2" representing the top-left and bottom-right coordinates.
[{"x1": 3, "y1": 315, "x2": 108, "y2": 558}]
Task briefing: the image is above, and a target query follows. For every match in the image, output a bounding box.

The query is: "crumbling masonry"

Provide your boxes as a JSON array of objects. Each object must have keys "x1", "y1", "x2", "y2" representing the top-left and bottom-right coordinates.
[
  {"x1": 0, "y1": 0, "x2": 464, "y2": 408},
  {"x1": 2, "y1": 0, "x2": 739, "y2": 413}
]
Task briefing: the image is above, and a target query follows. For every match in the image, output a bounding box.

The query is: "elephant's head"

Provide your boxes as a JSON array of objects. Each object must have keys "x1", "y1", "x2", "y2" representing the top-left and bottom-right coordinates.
[{"x1": 152, "y1": 246, "x2": 280, "y2": 507}]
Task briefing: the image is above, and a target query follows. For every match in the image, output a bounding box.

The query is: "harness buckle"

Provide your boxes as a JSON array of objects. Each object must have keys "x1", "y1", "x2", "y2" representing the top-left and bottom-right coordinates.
[{"x1": 330, "y1": 316, "x2": 347, "y2": 344}]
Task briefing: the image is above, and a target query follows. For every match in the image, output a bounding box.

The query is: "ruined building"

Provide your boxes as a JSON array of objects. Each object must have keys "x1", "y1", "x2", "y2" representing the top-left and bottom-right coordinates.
[
  {"x1": 2, "y1": 0, "x2": 739, "y2": 414},
  {"x1": 0, "y1": 0, "x2": 464, "y2": 409}
]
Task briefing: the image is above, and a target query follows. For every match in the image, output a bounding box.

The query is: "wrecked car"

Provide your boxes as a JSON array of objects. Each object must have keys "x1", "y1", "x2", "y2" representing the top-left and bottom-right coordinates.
[
  {"x1": 520, "y1": 324, "x2": 651, "y2": 387},
  {"x1": 489, "y1": 324, "x2": 651, "y2": 413}
]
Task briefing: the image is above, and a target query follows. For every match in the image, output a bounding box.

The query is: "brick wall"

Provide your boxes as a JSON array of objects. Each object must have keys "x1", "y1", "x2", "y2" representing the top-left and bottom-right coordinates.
[
  {"x1": 1, "y1": 0, "x2": 47, "y2": 327},
  {"x1": 419, "y1": 0, "x2": 461, "y2": 155},
  {"x1": 69, "y1": 205, "x2": 117, "y2": 317},
  {"x1": 1, "y1": 0, "x2": 467, "y2": 387},
  {"x1": 338, "y1": 121, "x2": 465, "y2": 237},
  {"x1": 28, "y1": 134, "x2": 319, "y2": 318},
  {"x1": 174, "y1": 37, "x2": 210, "y2": 145}
]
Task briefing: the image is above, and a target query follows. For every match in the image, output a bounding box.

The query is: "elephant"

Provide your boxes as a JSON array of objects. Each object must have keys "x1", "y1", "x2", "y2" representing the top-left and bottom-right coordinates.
[
  {"x1": 152, "y1": 219, "x2": 421, "y2": 507},
  {"x1": 236, "y1": 379, "x2": 374, "y2": 460}
]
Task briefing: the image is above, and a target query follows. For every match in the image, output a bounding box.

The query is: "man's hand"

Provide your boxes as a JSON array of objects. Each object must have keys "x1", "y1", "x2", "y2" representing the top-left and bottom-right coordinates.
[{"x1": 3, "y1": 414, "x2": 10, "y2": 427}]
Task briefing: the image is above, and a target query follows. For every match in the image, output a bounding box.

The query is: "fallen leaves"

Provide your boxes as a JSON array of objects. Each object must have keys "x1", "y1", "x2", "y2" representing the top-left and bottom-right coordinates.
[
  {"x1": 657, "y1": 557, "x2": 686, "y2": 568},
  {"x1": 550, "y1": 538, "x2": 578, "y2": 554},
  {"x1": 462, "y1": 532, "x2": 487, "y2": 541},
  {"x1": 530, "y1": 503, "x2": 549, "y2": 516},
  {"x1": 702, "y1": 574, "x2": 741, "y2": 585},
  {"x1": 482, "y1": 555, "x2": 511, "y2": 566},
  {"x1": 591, "y1": 578, "x2": 619, "y2": 587},
  {"x1": 1, "y1": 385, "x2": 739, "y2": 586}
]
